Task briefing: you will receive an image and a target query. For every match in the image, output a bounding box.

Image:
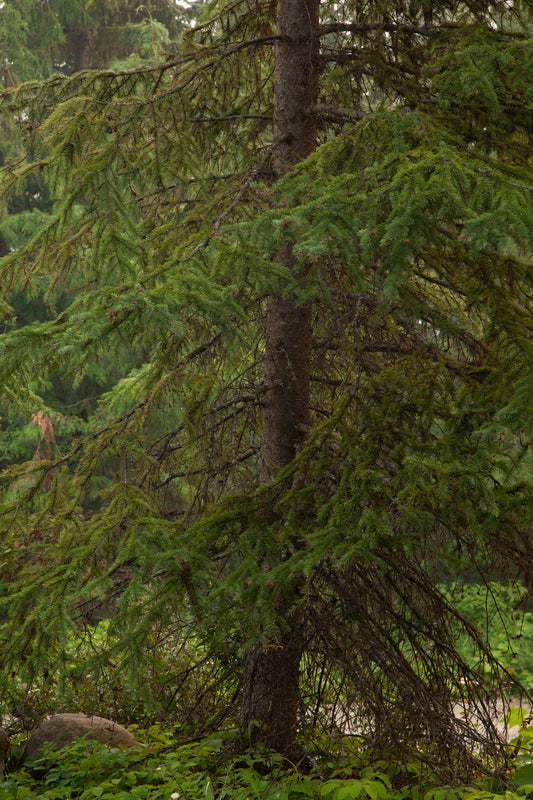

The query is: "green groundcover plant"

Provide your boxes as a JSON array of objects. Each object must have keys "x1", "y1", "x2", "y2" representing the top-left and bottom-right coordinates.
[{"x1": 2, "y1": 725, "x2": 533, "y2": 800}]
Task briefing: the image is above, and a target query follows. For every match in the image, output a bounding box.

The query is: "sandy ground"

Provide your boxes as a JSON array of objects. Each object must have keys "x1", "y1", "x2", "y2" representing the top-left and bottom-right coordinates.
[
  {"x1": 452, "y1": 698, "x2": 533, "y2": 742},
  {"x1": 317, "y1": 698, "x2": 533, "y2": 745}
]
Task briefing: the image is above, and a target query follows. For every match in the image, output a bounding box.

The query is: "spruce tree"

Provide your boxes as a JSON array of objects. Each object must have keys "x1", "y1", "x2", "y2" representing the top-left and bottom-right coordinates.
[
  {"x1": 0, "y1": 0, "x2": 200, "y2": 467},
  {"x1": 0, "y1": 0, "x2": 532, "y2": 774},
  {"x1": 238, "y1": 0, "x2": 319, "y2": 757}
]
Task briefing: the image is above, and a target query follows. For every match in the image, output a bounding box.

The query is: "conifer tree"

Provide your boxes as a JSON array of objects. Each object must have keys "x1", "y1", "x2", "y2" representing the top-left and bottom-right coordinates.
[
  {"x1": 238, "y1": 0, "x2": 319, "y2": 756},
  {"x1": 0, "y1": 0, "x2": 533, "y2": 774},
  {"x1": 0, "y1": 0, "x2": 192, "y2": 83},
  {"x1": 0, "y1": 0, "x2": 200, "y2": 467},
  {"x1": 0, "y1": 0, "x2": 192, "y2": 251}
]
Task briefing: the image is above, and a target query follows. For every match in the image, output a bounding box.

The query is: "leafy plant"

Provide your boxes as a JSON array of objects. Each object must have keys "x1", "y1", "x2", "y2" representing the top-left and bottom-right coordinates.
[
  {"x1": 443, "y1": 583, "x2": 533, "y2": 693},
  {"x1": 2, "y1": 727, "x2": 533, "y2": 800}
]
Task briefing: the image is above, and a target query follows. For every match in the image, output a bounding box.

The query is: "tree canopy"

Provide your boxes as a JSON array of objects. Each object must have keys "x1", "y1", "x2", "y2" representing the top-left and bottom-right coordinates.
[{"x1": 0, "y1": 0, "x2": 532, "y2": 778}]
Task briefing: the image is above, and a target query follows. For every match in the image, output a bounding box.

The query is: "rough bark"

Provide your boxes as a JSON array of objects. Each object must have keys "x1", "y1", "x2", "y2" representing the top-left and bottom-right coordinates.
[
  {"x1": 271, "y1": 0, "x2": 320, "y2": 179},
  {"x1": 239, "y1": 601, "x2": 304, "y2": 758},
  {"x1": 260, "y1": 286, "x2": 313, "y2": 483},
  {"x1": 0, "y1": 727, "x2": 9, "y2": 776},
  {"x1": 239, "y1": 0, "x2": 319, "y2": 758}
]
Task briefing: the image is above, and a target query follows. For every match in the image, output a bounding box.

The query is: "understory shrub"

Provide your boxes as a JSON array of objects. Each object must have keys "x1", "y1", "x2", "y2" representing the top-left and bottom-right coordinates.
[{"x1": 2, "y1": 725, "x2": 533, "y2": 800}]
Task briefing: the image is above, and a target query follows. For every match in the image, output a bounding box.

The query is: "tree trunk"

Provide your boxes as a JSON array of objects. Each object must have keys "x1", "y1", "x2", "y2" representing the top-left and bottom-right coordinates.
[
  {"x1": 70, "y1": 29, "x2": 94, "y2": 72},
  {"x1": 239, "y1": 0, "x2": 319, "y2": 758}
]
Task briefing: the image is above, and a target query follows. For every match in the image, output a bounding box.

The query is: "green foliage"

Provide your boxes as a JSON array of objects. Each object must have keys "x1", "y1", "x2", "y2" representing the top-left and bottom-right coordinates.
[
  {"x1": 0, "y1": 0, "x2": 532, "y2": 776},
  {"x1": 0, "y1": 0, "x2": 207, "y2": 490},
  {"x1": 444, "y1": 583, "x2": 533, "y2": 693},
  {"x1": 0, "y1": 620, "x2": 239, "y2": 761},
  {"x1": 1, "y1": 0, "x2": 196, "y2": 84},
  {"x1": 2, "y1": 726, "x2": 533, "y2": 800}
]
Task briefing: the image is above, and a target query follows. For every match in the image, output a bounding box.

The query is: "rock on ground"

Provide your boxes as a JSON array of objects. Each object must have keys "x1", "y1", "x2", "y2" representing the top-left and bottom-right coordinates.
[{"x1": 21, "y1": 713, "x2": 138, "y2": 763}]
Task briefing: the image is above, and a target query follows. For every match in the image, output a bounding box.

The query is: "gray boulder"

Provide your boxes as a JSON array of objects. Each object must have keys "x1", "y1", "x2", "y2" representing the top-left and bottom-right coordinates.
[{"x1": 21, "y1": 713, "x2": 139, "y2": 763}]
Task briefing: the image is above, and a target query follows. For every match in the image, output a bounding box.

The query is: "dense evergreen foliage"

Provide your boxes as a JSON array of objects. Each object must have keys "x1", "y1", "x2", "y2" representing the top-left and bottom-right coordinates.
[
  {"x1": 0, "y1": 0, "x2": 532, "y2": 778},
  {"x1": 0, "y1": 0, "x2": 199, "y2": 466}
]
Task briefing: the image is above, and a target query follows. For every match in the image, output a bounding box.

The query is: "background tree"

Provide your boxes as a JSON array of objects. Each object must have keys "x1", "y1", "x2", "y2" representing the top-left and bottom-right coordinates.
[
  {"x1": 0, "y1": 0, "x2": 203, "y2": 471},
  {"x1": 0, "y1": 0, "x2": 195, "y2": 84},
  {"x1": 0, "y1": 0, "x2": 532, "y2": 777},
  {"x1": 0, "y1": 0, "x2": 195, "y2": 254}
]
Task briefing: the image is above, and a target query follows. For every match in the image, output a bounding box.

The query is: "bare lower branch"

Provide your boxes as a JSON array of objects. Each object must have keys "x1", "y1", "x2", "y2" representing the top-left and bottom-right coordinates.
[
  {"x1": 313, "y1": 104, "x2": 366, "y2": 121},
  {"x1": 319, "y1": 21, "x2": 436, "y2": 37},
  {"x1": 190, "y1": 113, "x2": 272, "y2": 123}
]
